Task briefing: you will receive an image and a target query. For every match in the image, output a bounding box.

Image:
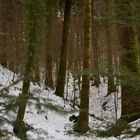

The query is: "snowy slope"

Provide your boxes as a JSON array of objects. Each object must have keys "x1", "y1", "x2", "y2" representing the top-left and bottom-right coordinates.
[{"x1": 0, "y1": 65, "x2": 140, "y2": 140}]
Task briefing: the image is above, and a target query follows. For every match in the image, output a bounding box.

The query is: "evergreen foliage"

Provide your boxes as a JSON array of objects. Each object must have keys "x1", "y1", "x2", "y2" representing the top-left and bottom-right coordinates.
[{"x1": 0, "y1": 0, "x2": 140, "y2": 139}]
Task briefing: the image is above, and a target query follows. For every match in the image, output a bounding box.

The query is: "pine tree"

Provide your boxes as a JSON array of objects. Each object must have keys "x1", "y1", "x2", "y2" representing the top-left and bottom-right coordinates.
[
  {"x1": 13, "y1": 0, "x2": 45, "y2": 139},
  {"x1": 55, "y1": 0, "x2": 72, "y2": 97},
  {"x1": 105, "y1": 0, "x2": 116, "y2": 96},
  {"x1": 0, "y1": 0, "x2": 8, "y2": 67},
  {"x1": 44, "y1": 0, "x2": 57, "y2": 89},
  {"x1": 92, "y1": 0, "x2": 100, "y2": 87},
  {"x1": 74, "y1": 0, "x2": 91, "y2": 133},
  {"x1": 115, "y1": 0, "x2": 140, "y2": 122}
]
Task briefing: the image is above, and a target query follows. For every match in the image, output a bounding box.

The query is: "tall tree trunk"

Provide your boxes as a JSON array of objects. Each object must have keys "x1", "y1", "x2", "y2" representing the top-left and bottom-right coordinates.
[
  {"x1": 0, "y1": 0, "x2": 8, "y2": 67},
  {"x1": 74, "y1": 0, "x2": 91, "y2": 133},
  {"x1": 55, "y1": 0, "x2": 72, "y2": 97},
  {"x1": 115, "y1": 0, "x2": 140, "y2": 122},
  {"x1": 45, "y1": 8, "x2": 54, "y2": 89},
  {"x1": 104, "y1": 0, "x2": 116, "y2": 96},
  {"x1": 120, "y1": 26, "x2": 140, "y2": 121},
  {"x1": 45, "y1": 36, "x2": 53, "y2": 89},
  {"x1": 14, "y1": 0, "x2": 44, "y2": 139},
  {"x1": 92, "y1": 0, "x2": 100, "y2": 87}
]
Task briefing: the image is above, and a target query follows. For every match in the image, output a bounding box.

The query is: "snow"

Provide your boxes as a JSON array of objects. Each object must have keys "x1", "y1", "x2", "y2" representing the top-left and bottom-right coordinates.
[{"x1": 0, "y1": 65, "x2": 140, "y2": 140}]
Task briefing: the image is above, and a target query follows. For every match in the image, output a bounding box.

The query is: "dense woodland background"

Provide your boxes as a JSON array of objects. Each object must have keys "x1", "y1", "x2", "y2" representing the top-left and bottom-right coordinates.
[{"x1": 0, "y1": 0, "x2": 140, "y2": 139}]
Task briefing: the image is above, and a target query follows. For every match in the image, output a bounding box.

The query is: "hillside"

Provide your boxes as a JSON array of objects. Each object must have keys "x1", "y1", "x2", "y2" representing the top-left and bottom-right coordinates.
[{"x1": 0, "y1": 65, "x2": 140, "y2": 140}]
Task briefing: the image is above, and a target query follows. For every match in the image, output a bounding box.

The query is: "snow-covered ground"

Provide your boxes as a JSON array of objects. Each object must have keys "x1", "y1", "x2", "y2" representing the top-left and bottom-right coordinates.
[{"x1": 0, "y1": 65, "x2": 140, "y2": 140}]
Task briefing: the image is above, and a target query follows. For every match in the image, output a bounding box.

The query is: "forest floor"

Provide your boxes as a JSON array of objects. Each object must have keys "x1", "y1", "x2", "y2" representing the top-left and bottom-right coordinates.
[{"x1": 0, "y1": 65, "x2": 140, "y2": 140}]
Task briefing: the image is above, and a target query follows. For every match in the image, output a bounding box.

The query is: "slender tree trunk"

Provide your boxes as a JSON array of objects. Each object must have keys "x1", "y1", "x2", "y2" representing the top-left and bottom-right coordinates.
[
  {"x1": 104, "y1": 0, "x2": 116, "y2": 96},
  {"x1": 34, "y1": 63, "x2": 40, "y2": 84},
  {"x1": 55, "y1": 0, "x2": 72, "y2": 97},
  {"x1": 14, "y1": 23, "x2": 36, "y2": 140},
  {"x1": 74, "y1": 0, "x2": 91, "y2": 133},
  {"x1": 0, "y1": 0, "x2": 8, "y2": 67},
  {"x1": 45, "y1": 42, "x2": 53, "y2": 89},
  {"x1": 92, "y1": 0, "x2": 100, "y2": 87},
  {"x1": 45, "y1": 12, "x2": 54, "y2": 89},
  {"x1": 14, "y1": 1, "x2": 44, "y2": 139}
]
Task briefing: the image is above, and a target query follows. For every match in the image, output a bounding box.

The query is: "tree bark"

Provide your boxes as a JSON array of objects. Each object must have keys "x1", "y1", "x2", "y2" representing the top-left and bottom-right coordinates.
[
  {"x1": 55, "y1": 0, "x2": 72, "y2": 97},
  {"x1": 74, "y1": 0, "x2": 91, "y2": 133},
  {"x1": 104, "y1": 0, "x2": 117, "y2": 96},
  {"x1": 45, "y1": 11, "x2": 54, "y2": 89},
  {"x1": 92, "y1": 0, "x2": 100, "y2": 87},
  {"x1": 115, "y1": 0, "x2": 140, "y2": 122},
  {"x1": 14, "y1": 0, "x2": 44, "y2": 138},
  {"x1": 0, "y1": 0, "x2": 8, "y2": 67}
]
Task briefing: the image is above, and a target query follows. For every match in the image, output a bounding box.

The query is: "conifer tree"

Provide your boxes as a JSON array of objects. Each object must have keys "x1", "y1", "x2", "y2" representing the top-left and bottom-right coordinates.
[
  {"x1": 74, "y1": 0, "x2": 91, "y2": 133},
  {"x1": 13, "y1": 0, "x2": 45, "y2": 139},
  {"x1": 0, "y1": 0, "x2": 8, "y2": 67},
  {"x1": 115, "y1": 0, "x2": 140, "y2": 122},
  {"x1": 105, "y1": 0, "x2": 116, "y2": 96},
  {"x1": 55, "y1": 0, "x2": 72, "y2": 97},
  {"x1": 44, "y1": 0, "x2": 57, "y2": 89},
  {"x1": 92, "y1": 0, "x2": 100, "y2": 87}
]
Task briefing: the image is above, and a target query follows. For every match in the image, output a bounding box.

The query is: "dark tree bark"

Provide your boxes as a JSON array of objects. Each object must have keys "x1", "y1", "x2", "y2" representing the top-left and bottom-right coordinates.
[
  {"x1": 14, "y1": 0, "x2": 44, "y2": 139},
  {"x1": 45, "y1": 9, "x2": 54, "y2": 89},
  {"x1": 115, "y1": 0, "x2": 140, "y2": 122},
  {"x1": 104, "y1": 0, "x2": 117, "y2": 96},
  {"x1": 33, "y1": 63, "x2": 40, "y2": 84},
  {"x1": 120, "y1": 26, "x2": 140, "y2": 121},
  {"x1": 45, "y1": 37, "x2": 53, "y2": 89},
  {"x1": 92, "y1": 0, "x2": 100, "y2": 87},
  {"x1": 74, "y1": 0, "x2": 91, "y2": 133},
  {"x1": 0, "y1": 0, "x2": 8, "y2": 67},
  {"x1": 55, "y1": 0, "x2": 72, "y2": 97}
]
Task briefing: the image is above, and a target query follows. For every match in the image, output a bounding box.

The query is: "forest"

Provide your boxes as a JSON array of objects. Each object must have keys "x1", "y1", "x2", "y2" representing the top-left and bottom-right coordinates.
[{"x1": 0, "y1": 0, "x2": 140, "y2": 140}]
